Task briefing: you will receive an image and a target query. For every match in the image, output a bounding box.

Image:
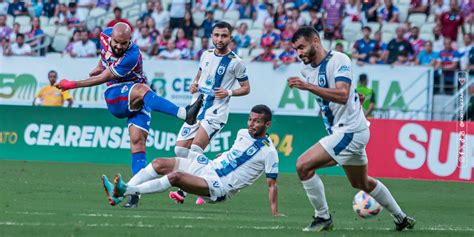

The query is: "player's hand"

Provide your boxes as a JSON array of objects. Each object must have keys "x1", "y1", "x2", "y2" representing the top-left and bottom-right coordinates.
[
  {"x1": 214, "y1": 88, "x2": 229, "y2": 99},
  {"x1": 89, "y1": 66, "x2": 104, "y2": 77},
  {"x1": 55, "y1": 79, "x2": 77, "y2": 91},
  {"x1": 189, "y1": 82, "x2": 198, "y2": 94},
  {"x1": 287, "y1": 77, "x2": 309, "y2": 90}
]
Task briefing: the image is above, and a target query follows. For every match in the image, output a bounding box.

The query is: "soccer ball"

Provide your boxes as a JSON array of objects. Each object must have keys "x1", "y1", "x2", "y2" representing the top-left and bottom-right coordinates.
[{"x1": 352, "y1": 191, "x2": 383, "y2": 218}]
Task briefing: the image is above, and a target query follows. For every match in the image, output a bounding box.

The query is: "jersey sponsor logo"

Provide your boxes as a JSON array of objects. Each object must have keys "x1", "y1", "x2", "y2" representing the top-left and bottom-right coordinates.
[
  {"x1": 338, "y1": 65, "x2": 351, "y2": 73},
  {"x1": 197, "y1": 155, "x2": 209, "y2": 164},
  {"x1": 217, "y1": 65, "x2": 226, "y2": 75},
  {"x1": 318, "y1": 75, "x2": 326, "y2": 87},
  {"x1": 181, "y1": 127, "x2": 191, "y2": 137},
  {"x1": 121, "y1": 85, "x2": 128, "y2": 93},
  {"x1": 205, "y1": 75, "x2": 214, "y2": 86},
  {"x1": 246, "y1": 145, "x2": 258, "y2": 156}
]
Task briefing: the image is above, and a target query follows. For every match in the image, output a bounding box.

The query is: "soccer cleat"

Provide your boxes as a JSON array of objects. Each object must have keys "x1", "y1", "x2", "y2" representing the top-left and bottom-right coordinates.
[
  {"x1": 123, "y1": 195, "x2": 140, "y2": 208},
  {"x1": 101, "y1": 175, "x2": 123, "y2": 206},
  {"x1": 395, "y1": 216, "x2": 416, "y2": 231},
  {"x1": 302, "y1": 215, "x2": 334, "y2": 232},
  {"x1": 185, "y1": 94, "x2": 204, "y2": 125},
  {"x1": 195, "y1": 197, "x2": 206, "y2": 205},
  {"x1": 113, "y1": 174, "x2": 127, "y2": 198},
  {"x1": 169, "y1": 190, "x2": 186, "y2": 204}
]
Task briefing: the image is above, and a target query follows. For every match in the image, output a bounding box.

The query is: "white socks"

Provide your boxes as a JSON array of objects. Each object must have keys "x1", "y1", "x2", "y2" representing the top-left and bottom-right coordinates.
[
  {"x1": 174, "y1": 146, "x2": 190, "y2": 158},
  {"x1": 190, "y1": 144, "x2": 204, "y2": 154},
  {"x1": 177, "y1": 108, "x2": 186, "y2": 120},
  {"x1": 302, "y1": 174, "x2": 330, "y2": 219},
  {"x1": 125, "y1": 175, "x2": 172, "y2": 196},
  {"x1": 127, "y1": 163, "x2": 159, "y2": 186},
  {"x1": 370, "y1": 180, "x2": 406, "y2": 223}
]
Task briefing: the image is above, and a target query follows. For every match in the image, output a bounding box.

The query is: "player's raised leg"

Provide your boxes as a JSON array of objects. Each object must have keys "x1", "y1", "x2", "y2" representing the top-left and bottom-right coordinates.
[
  {"x1": 342, "y1": 165, "x2": 416, "y2": 231},
  {"x1": 296, "y1": 143, "x2": 337, "y2": 232},
  {"x1": 129, "y1": 83, "x2": 203, "y2": 124}
]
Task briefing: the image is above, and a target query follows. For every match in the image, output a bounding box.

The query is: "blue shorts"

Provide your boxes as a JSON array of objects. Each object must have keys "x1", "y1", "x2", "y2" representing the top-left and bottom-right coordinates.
[{"x1": 104, "y1": 82, "x2": 151, "y2": 132}]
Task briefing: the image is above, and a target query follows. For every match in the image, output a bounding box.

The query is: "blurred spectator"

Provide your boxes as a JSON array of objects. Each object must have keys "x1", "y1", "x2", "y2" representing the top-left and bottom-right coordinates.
[
  {"x1": 458, "y1": 33, "x2": 473, "y2": 70},
  {"x1": 152, "y1": 0, "x2": 170, "y2": 31},
  {"x1": 361, "y1": 0, "x2": 380, "y2": 22},
  {"x1": 0, "y1": 0, "x2": 7, "y2": 15},
  {"x1": 0, "y1": 37, "x2": 10, "y2": 55},
  {"x1": 261, "y1": 18, "x2": 281, "y2": 48},
  {"x1": 238, "y1": 0, "x2": 257, "y2": 20},
  {"x1": 0, "y1": 14, "x2": 12, "y2": 40},
  {"x1": 288, "y1": 8, "x2": 306, "y2": 27},
  {"x1": 392, "y1": 51, "x2": 411, "y2": 65},
  {"x1": 416, "y1": 41, "x2": 439, "y2": 65},
  {"x1": 408, "y1": 0, "x2": 429, "y2": 16},
  {"x1": 77, "y1": 0, "x2": 95, "y2": 9},
  {"x1": 9, "y1": 23, "x2": 20, "y2": 42},
  {"x1": 35, "y1": 70, "x2": 73, "y2": 107},
  {"x1": 322, "y1": 0, "x2": 345, "y2": 40},
  {"x1": 201, "y1": 10, "x2": 216, "y2": 38},
  {"x1": 353, "y1": 26, "x2": 377, "y2": 64},
  {"x1": 460, "y1": 0, "x2": 473, "y2": 23},
  {"x1": 257, "y1": 0, "x2": 273, "y2": 23},
  {"x1": 432, "y1": 24, "x2": 445, "y2": 52},
  {"x1": 135, "y1": 26, "x2": 152, "y2": 54},
  {"x1": 219, "y1": 0, "x2": 237, "y2": 11},
  {"x1": 175, "y1": 28, "x2": 189, "y2": 50},
  {"x1": 146, "y1": 17, "x2": 160, "y2": 41},
  {"x1": 356, "y1": 74, "x2": 376, "y2": 117},
  {"x1": 132, "y1": 19, "x2": 144, "y2": 41},
  {"x1": 89, "y1": 26, "x2": 102, "y2": 54},
  {"x1": 181, "y1": 40, "x2": 195, "y2": 59},
  {"x1": 55, "y1": 3, "x2": 68, "y2": 25},
  {"x1": 169, "y1": 0, "x2": 187, "y2": 29},
  {"x1": 183, "y1": 10, "x2": 197, "y2": 40},
  {"x1": 407, "y1": 26, "x2": 425, "y2": 55},
  {"x1": 253, "y1": 43, "x2": 275, "y2": 62},
  {"x1": 334, "y1": 40, "x2": 351, "y2": 57},
  {"x1": 377, "y1": 0, "x2": 400, "y2": 23},
  {"x1": 96, "y1": 0, "x2": 113, "y2": 11},
  {"x1": 153, "y1": 27, "x2": 173, "y2": 55},
  {"x1": 294, "y1": 0, "x2": 313, "y2": 11},
  {"x1": 439, "y1": 0, "x2": 465, "y2": 41},
  {"x1": 43, "y1": 0, "x2": 58, "y2": 18},
  {"x1": 7, "y1": 0, "x2": 28, "y2": 17},
  {"x1": 385, "y1": 26, "x2": 414, "y2": 64},
  {"x1": 71, "y1": 30, "x2": 97, "y2": 58},
  {"x1": 8, "y1": 33, "x2": 32, "y2": 56},
  {"x1": 66, "y1": 2, "x2": 85, "y2": 29},
  {"x1": 435, "y1": 37, "x2": 461, "y2": 93},
  {"x1": 195, "y1": 36, "x2": 209, "y2": 59},
  {"x1": 309, "y1": 8, "x2": 324, "y2": 32},
  {"x1": 194, "y1": 0, "x2": 219, "y2": 12},
  {"x1": 106, "y1": 7, "x2": 133, "y2": 31},
  {"x1": 343, "y1": 0, "x2": 363, "y2": 26},
  {"x1": 234, "y1": 22, "x2": 256, "y2": 49},
  {"x1": 28, "y1": 17, "x2": 45, "y2": 55},
  {"x1": 274, "y1": 4, "x2": 288, "y2": 31},
  {"x1": 273, "y1": 40, "x2": 298, "y2": 68},
  {"x1": 141, "y1": 1, "x2": 155, "y2": 21},
  {"x1": 158, "y1": 41, "x2": 181, "y2": 60},
  {"x1": 281, "y1": 22, "x2": 297, "y2": 42},
  {"x1": 432, "y1": 0, "x2": 449, "y2": 18},
  {"x1": 229, "y1": 38, "x2": 239, "y2": 56},
  {"x1": 64, "y1": 30, "x2": 80, "y2": 55}
]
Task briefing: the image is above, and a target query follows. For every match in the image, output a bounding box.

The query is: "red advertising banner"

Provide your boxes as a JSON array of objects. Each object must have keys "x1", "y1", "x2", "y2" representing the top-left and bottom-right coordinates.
[{"x1": 367, "y1": 119, "x2": 474, "y2": 182}]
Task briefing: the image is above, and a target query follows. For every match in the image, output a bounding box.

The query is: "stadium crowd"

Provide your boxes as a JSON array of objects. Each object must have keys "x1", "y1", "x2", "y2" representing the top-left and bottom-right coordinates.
[{"x1": 0, "y1": 0, "x2": 472, "y2": 93}]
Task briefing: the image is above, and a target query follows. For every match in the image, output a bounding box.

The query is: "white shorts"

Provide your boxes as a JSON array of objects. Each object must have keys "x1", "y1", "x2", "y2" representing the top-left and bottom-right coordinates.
[
  {"x1": 176, "y1": 155, "x2": 228, "y2": 203},
  {"x1": 177, "y1": 119, "x2": 225, "y2": 142},
  {"x1": 319, "y1": 128, "x2": 370, "y2": 166}
]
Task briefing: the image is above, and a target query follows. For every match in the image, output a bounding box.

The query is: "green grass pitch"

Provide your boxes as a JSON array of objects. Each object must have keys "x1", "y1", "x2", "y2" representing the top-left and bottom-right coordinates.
[{"x1": 1, "y1": 160, "x2": 473, "y2": 237}]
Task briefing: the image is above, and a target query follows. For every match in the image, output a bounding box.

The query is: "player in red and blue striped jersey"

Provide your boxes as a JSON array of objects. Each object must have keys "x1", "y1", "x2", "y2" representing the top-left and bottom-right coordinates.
[{"x1": 56, "y1": 23, "x2": 203, "y2": 208}]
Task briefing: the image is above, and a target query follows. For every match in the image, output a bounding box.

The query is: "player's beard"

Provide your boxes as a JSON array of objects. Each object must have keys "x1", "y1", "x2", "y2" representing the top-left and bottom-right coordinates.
[
  {"x1": 111, "y1": 46, "x2": 126, "y2": 57},
  {"x1": 213, "y1": 40, "x2": 230, "y2": 53},
  {"x1": 301, "y1": 46, "x2": 317, "y2": 65}
]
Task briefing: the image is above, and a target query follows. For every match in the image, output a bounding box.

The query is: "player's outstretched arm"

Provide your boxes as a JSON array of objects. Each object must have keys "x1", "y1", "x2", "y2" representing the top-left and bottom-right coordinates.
[
  {"x1": 214, "y1": 80, "x2": 250, "y2": 99},
  {"x1": 56, "y1": 69, "x2": 115, "y2": 91},
  {"x1": 288, "y1": 77, "x2": 350, "y2": 105},
  {"x1": 267, "y1": 178, "x2": 281, "y2": 216}
]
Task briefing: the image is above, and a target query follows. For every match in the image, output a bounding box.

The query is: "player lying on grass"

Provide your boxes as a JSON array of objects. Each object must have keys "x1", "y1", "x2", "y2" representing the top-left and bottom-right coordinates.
[{"x1": 102, "y1": 105, "x2": 282, "y2": 215}]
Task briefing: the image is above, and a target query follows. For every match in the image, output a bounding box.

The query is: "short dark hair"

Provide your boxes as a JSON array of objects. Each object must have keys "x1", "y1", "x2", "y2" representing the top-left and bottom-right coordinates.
[
  {"x1": 114, "y1": 7, "x2": 122, "y2": 13},
  {"x1": 68, "y1": 2, "x2": 77, "y2": 8},
  {"x1": 48, "y1": 70, "x2": 57, "y2": 76},
  {"x1": 16, "y1": 33, "x2": 25, "y2": 39},
  {"x1": 291, "y1": 26, "x2": 320, "y2": 43},
  {"x1": 251, "y1": 104, "x2": 272, "y2": 122},
  {"x1": 362, "y1": 26, "x2": 371, "y2": 32},
  {"x1": 212, "y1": 21, "x2": 233, "y2": 34},
  {"x1": 359, "y1": 73, "x2": 368, "y2": 83}
]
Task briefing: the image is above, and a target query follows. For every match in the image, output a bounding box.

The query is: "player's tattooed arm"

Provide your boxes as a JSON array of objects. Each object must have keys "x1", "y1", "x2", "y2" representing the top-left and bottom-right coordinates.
[{"x1": 287, "y1": 77, "x2": 350, "y2": 104}]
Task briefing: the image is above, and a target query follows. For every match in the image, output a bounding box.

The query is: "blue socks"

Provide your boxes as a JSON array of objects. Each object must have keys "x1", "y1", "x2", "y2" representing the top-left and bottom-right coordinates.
[
  {"x1": 143, "y1": 91, "x2": 180, "y2": 117},
  {"x1": 131, "y1": 151, "x2": 147, "y2": 175}
]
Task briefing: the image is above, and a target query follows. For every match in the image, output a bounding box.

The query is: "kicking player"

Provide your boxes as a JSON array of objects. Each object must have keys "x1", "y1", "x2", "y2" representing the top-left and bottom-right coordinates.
[
  {"x1": 287, "y1": 26, "x2": 415, "y2": 232},
  {"x1": 101, "y1": 105, "x2": 281, "y2": 216},
  {"x1": 56, "y1": 23, "x2": 203, "y2": 208},
  {"x1": 171, "y1": 21, "x2": 250, "y2": 205}
]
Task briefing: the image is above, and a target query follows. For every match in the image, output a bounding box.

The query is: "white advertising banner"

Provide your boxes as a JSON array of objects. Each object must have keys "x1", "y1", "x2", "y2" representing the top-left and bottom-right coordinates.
[{"x1": 0, "y1": 56, "x2": 432, "y2": 119}]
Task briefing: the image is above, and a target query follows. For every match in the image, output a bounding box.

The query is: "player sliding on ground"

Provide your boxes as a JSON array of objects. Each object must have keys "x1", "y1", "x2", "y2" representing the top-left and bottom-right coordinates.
[
  {"x1": 55, "y1": 22, "x2": 203, "y2": 208},
  {"x1": 101, "y1": 105, "x2": 281, "y2": 216},
  {"x1": 287, "y1": 26, "x2": 416, "y2": 232}
]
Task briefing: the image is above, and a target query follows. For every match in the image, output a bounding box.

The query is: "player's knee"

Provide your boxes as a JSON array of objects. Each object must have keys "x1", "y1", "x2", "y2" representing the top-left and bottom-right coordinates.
[
  {"x1": 130, "y1": 134, "x2": 146, "y2": 147},
  {"x1": 296, "y1": 159, "x2": 312, "y2": 177},
  {"x1": 167, "y1": 171, "x2": 184, "y2": 186},
  {"x1": 133, "y1": 83, "x2": 150, "y2": 98},
  {"x1": 152, "y1": 158, "x2": 165, "y2": 173}
]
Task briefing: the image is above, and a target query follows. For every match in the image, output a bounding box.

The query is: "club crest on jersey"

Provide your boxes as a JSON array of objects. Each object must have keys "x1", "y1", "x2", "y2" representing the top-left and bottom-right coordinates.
[
  {"x1": 338, "y1": 65, "x2": 351, "y2": 73},
  {"x1": 197, "y1": 155, "x2": 209, "y2": 164},
  {"x1": 318, "y1": 75, "x2": 326, "y2": 87},
  {"x1": 217, "y1": 65, "x2": 226, "y2": 75},
  {"x1": 121, "y1": 85, "x2": 128, "y2": 93},
  {"x1": 246, "y1": 145, "x2": 258, "y2": 156},
  {"x1": 181, "y1": 127, "x2": 191, "y2": 137}
]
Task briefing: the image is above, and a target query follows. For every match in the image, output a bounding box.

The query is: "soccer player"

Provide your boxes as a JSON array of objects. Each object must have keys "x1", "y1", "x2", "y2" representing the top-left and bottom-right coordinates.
[
  {"x1": 287, "y1": 26, "x2": 415, "y2": 232},
  {"x1": 170, "y1": 21, "x2": 250, "y2": 205},
  {"x1": 101, "y1": 105, "x2": 281, "y2": 216},
  {"x1": 55, "y1": 23, "x2": 203, "y2": 208}
]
